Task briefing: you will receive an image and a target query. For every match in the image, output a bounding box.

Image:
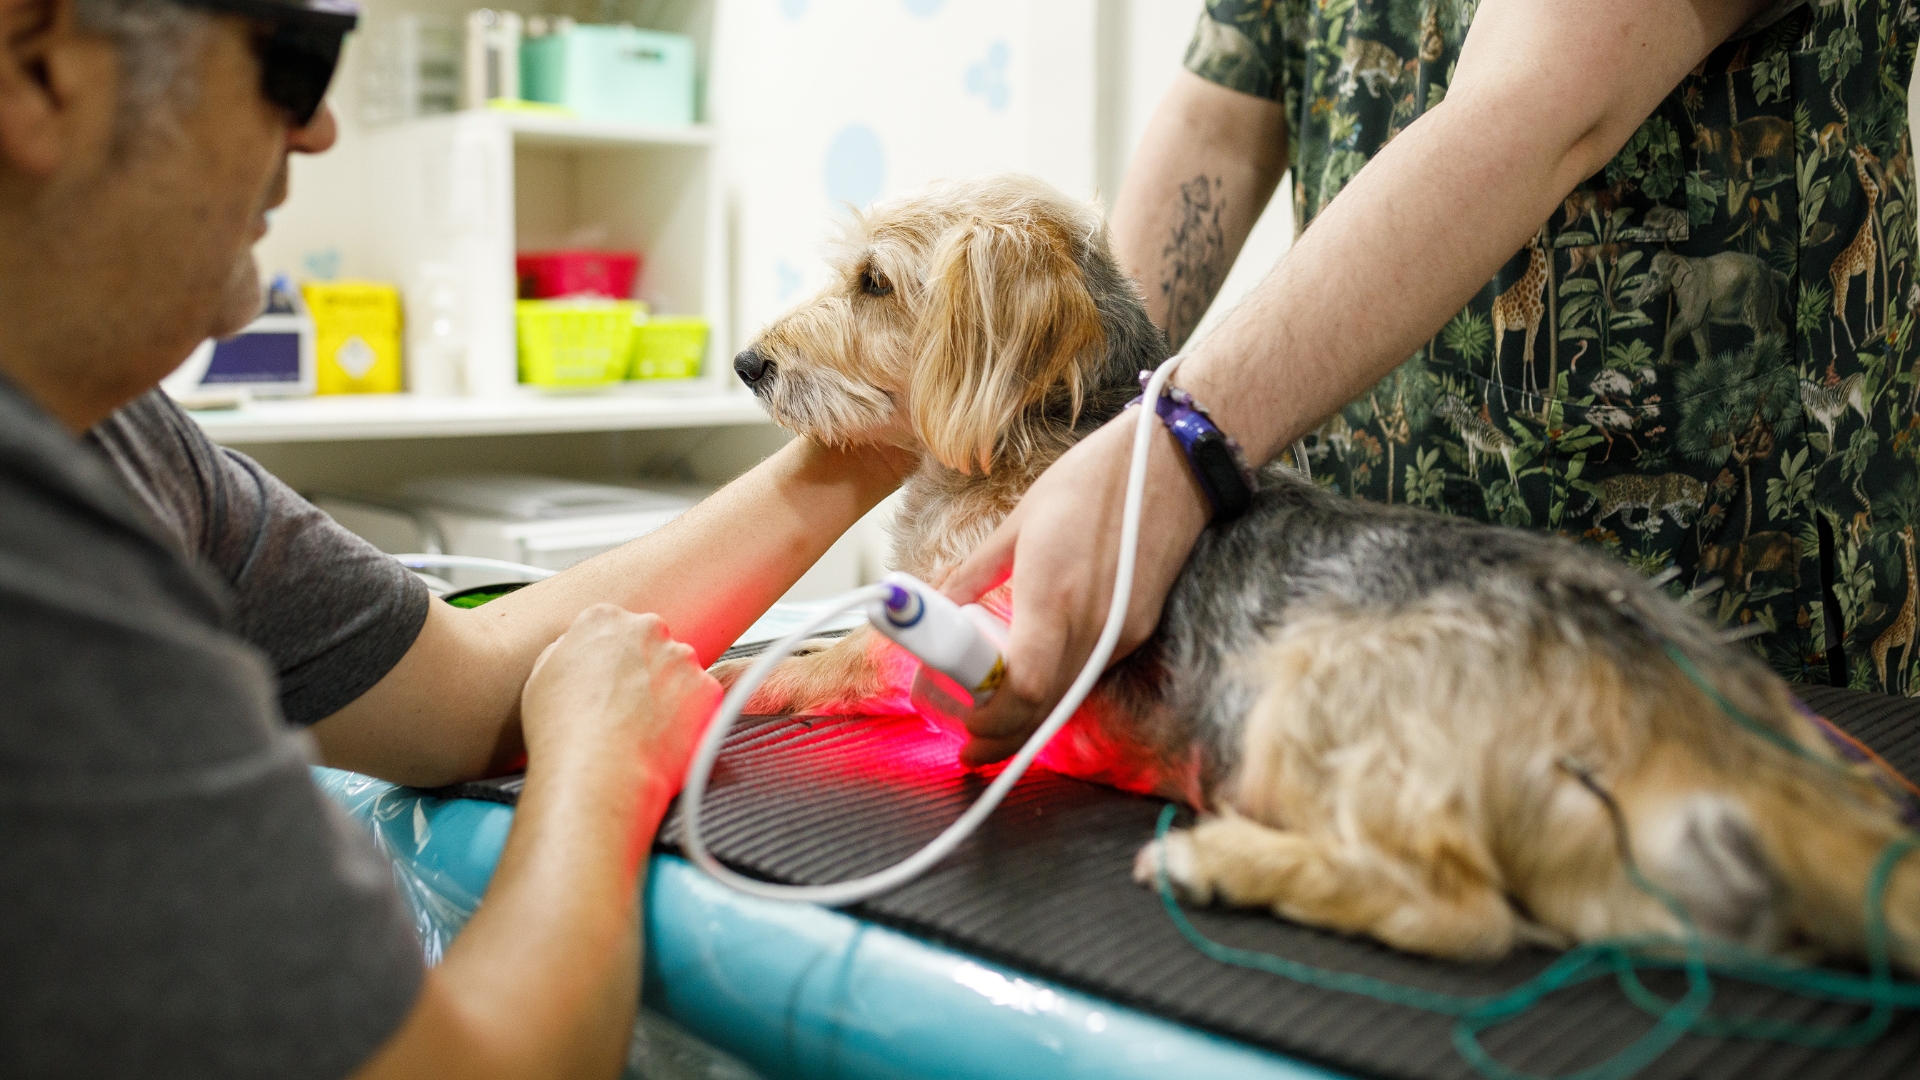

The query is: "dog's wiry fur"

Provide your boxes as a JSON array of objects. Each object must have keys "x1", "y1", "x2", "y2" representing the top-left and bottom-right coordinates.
[{"x1": 727, "y1": 175, "x2": 1920, "y2": 968}]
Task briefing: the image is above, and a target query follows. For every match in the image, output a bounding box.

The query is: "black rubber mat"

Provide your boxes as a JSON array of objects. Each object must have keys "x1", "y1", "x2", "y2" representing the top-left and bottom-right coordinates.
[{"x1": 441, "y1": 687, "x2": 1920, "y2": 1080}]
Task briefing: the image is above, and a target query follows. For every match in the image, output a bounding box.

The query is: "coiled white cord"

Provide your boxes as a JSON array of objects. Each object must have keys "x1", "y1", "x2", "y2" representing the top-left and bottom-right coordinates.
[{"x1": 680, "y1": 354, "x2": 1186, "y2": 906}]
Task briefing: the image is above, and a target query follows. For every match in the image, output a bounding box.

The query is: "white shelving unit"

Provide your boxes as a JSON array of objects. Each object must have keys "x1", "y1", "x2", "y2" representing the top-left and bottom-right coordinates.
[
  {"x1": 502, "y1": 111, "x2": 716, "y2": 149},
  {"x1": 194, "y1": 100, "x2": 766, "y2": 460},
  {"x1": 199, "y1": 0, "x2": 762, "y2": 458},
  {"x1": 191, "y1": 388, "x2": 768, "y2": 445},
  {"x1": 355, "y1": 105, "x2": 731, "y2": 400}
]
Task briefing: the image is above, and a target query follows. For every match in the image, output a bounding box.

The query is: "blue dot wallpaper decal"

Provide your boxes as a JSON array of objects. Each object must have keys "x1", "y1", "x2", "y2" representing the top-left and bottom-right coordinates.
[
  {"x1": 825, "y1": 124, "x2": 886, "y2": 209},
  {"x1": 778, "y1": 0, "x2": 807, "y2": 18},
  {"x1": 902, "y1": 0, "x2": 946, "y2": 15},
  {"x1": 775, "y1": 260, "x2": 803, "y2": 302},
  {"x1": 965, "y1": 39, "x2": 1011, "y2": 112}
]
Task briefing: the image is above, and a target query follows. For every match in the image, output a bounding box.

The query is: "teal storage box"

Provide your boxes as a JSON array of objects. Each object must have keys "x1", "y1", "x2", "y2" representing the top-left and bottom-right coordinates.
[{"x1": 521, "y1": 25, "x2": 695, "y2": 126}]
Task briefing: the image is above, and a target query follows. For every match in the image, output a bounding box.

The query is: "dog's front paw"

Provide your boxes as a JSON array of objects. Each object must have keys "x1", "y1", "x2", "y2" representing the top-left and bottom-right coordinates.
[
  {"x1": 1133, "y1": 831, "x2": 1213, "y2": 905},
  {"x1": 707, "y1": 654, "x2": 804, "y2": 714},
  {"x1": 711, "y1": 637, "x2": 842, "y2": 684},
  {"x1": 709, "y1": 654, "x2": 754, "y2": 689},
  {"x1": 709, "y1": 636, "x2": 876, "y2": 716}
]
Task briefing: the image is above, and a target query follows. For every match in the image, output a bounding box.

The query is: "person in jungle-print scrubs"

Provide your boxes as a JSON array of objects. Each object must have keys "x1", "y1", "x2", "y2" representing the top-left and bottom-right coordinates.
[{"x1": 1153, "y1": 0, "x2": 1920, "y2": 692}]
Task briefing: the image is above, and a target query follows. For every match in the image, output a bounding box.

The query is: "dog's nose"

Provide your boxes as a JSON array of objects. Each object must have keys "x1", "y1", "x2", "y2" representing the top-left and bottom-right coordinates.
[{"x1": 734, "y1": 348, "x2": 774, "y2": 387}]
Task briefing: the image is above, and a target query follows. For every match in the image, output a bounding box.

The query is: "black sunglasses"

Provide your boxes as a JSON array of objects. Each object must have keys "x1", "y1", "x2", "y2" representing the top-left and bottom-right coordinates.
[{"x1": 170, "y1": 0, "x2": 360, "y2": 127}]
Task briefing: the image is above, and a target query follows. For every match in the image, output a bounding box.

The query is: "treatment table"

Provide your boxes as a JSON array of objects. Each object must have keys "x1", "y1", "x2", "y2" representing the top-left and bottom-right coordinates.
[{"x1": 320, "y1": 683, "x2": 1920, "y2": 1080}]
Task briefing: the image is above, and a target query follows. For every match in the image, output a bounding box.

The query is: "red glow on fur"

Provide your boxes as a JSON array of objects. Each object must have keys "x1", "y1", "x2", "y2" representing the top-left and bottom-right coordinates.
[{"x1": 828, "y1": 634, "x2": 1178, "y2": 799}]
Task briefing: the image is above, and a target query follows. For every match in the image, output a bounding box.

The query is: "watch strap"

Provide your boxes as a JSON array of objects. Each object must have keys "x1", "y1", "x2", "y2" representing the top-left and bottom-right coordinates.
[{"x1": 1125, "y1": 373, "x2": 1256, "y2": 523}]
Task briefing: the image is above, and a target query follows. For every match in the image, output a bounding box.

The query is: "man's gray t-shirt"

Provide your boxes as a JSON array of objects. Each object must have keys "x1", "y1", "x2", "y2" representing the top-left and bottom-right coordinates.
[
  {"x1": 0, "y1": 380, "x2": 431, "y2": 1078},
  {"x1": 89, "y1": 391, "x2": 430, "y2": 725}
]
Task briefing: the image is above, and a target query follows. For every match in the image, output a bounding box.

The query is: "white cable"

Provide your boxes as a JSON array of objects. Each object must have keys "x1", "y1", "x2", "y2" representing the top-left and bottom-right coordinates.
[
  {"x1": 680, "y1": 354, "x2": 1187, "y2": 906},
  {"x1": 391, "y1": 554, "x2": 558, "y2": 580}
]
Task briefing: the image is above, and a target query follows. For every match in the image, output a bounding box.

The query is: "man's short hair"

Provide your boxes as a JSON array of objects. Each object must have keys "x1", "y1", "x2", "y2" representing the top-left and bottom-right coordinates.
[{"x1": 74, "y1": 0, "x2": 208, "y2": 140}]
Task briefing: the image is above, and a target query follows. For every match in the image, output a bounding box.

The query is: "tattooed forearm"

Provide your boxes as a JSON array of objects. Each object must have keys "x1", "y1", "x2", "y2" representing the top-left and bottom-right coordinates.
[{"x1": 1160, "y1": 174, "x2": 1228, "y2": 350}]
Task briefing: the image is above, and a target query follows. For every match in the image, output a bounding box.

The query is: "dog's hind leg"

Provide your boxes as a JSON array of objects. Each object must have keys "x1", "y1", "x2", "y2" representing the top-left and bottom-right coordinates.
[
  {"x1": 1728, "y1": 749, "x2": 1920, "y2": 971},
  {"x1": 1134, "y1": 811, "x2": 1522, "y2": 960}
]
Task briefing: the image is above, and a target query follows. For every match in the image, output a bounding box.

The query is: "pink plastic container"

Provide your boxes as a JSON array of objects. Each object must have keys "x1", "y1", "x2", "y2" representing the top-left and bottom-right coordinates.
[{"x1": 516, "y1": 250, "x2": 642, "y2": 300}]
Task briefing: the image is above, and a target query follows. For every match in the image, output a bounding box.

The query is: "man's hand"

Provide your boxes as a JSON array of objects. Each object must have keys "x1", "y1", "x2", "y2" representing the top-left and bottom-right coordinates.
[
  {"x1": 942, "y1": 412, "x2": 1211, "y2": 764},
  {"x1": 520, "y1": 604, "x2": 720, "y2": 797},
  {"x1": 355, "y1": 606, "x2": 722, "y2": 1080}
]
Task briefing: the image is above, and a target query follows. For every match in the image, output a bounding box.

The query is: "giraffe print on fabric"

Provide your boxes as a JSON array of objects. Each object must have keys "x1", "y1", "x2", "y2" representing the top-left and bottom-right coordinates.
[{"x1": 1185, "y1": 0, "x2": 1920, "y2": 692}]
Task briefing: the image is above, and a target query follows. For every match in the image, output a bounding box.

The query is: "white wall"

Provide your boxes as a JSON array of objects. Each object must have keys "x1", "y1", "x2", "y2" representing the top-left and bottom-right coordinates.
[
  {"x1": 257, "y1": 0, "x2": 1282, "y2": 357},
  {"x1": 709, "y1": 0, "x2": 1099, "y2": 348},
  {"x1": 255, "y1": 30, "x2": 377, "y2": 284}
]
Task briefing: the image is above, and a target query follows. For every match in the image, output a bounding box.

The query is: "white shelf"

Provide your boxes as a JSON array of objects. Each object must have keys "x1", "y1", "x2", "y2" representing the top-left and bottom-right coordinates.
[
  {"x1": 495, "y1": 112, "x2": 716, "y2": 149},
  {"x1": 360, "y1": 109, "x2": 732, "y2": 401},
  {"x1": 189, "y1": 390, "x2": 771, "y2": 444}
]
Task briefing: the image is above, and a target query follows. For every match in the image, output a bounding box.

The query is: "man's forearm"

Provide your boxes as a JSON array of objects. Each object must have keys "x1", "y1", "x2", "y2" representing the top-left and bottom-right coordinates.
[
  {"x1": 1109, "y1": 71, "x2": 1287, "y2": 351},
  {"x1": 313, "y1": 437, "x2": 904, "y2": 786},
  {"x1": 1173, "y1": 94, "x2": 1576, "y2": 465},
  {"x1": 479, "y1": 436, "x2": 901, "y2": 665},
  {"x1": 1175, "y1": 0, "x2": 1764, "y2": 464}
]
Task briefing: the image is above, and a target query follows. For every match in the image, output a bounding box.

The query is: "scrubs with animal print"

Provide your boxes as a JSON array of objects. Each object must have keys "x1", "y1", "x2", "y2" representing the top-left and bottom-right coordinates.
[{"x1": 1185, "y1": 0, "x2": 1920, "y2": 692}]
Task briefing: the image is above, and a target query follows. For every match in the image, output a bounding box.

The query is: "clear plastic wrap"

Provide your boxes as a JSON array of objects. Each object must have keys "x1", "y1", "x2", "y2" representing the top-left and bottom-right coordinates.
[
  {"x1": 312, "y1": 768, "x2": 501, "y2": 965},
  {"x1": 314, "y1": 767, "x2": 764, "y2": 1079}
]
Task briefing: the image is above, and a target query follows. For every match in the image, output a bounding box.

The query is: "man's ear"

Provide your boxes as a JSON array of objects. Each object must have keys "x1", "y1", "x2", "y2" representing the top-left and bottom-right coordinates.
[
  {"x1": 0, "y1": 0, "x2": 102, "y2": 179},
  {"x1": 908, "y1": 214, "x2": 1105, "y2": 474}
]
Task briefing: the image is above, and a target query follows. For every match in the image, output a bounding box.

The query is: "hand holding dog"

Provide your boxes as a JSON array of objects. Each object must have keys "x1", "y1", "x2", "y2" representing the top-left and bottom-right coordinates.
[{"x1": 943, "y1": 413, "x2": 1211, "y2": 764}]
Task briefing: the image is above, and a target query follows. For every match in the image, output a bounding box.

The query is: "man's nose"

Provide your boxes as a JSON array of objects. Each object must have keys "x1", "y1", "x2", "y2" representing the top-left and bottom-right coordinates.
[
  {"x1": 734, "y1": 348, "x2": 774, "y2": 386},
  {"x1": 288, "y1": 102, "x2": 339, "y2": 155}
]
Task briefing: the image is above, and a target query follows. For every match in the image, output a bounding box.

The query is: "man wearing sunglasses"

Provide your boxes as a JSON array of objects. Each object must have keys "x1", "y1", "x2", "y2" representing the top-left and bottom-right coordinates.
[{"x1": 0, "y1": 1, "x2": 908, "y2": 1077}]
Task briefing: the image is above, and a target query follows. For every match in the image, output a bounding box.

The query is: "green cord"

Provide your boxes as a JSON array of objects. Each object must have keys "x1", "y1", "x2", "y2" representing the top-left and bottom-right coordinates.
[
  {"x1": 1152, "y1": 807, "x2": 1919, "y2": 1080},
  {"x1": 1152, "y1": 640, "x2": 1920, "y2": 1077},
  {"x1": 1660, "y1": 644, "x2": 1811, "y2": 760},
  {"x1": 1606, "y1": 833, "x2": 1919, "y2": 1049}
]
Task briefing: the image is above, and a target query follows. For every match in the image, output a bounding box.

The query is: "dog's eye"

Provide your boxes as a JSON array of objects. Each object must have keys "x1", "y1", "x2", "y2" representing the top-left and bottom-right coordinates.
[{"x1": 861, "y1": 268, "x2": 894, "y2": 298}]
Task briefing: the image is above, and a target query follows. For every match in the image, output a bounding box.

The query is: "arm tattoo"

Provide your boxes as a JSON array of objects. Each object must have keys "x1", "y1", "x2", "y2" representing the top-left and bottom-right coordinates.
[{"x1": 1160, "y1": 174, "x2": 1228, "y2": 351}]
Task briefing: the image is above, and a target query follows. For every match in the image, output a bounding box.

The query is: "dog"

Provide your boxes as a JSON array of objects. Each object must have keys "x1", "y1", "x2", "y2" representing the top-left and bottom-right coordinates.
[{"x1": 724, "y1": 175, "x2": 1918, "y2": 968}]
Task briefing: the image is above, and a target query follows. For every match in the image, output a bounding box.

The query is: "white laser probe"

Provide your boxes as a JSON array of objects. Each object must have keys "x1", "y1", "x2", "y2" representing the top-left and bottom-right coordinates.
[{"x1": 869, "y1": 571, "x2": 1009, "y2": 709}]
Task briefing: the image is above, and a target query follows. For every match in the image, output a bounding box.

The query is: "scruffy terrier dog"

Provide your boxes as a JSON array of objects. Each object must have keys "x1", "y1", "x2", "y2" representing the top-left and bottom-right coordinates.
[{"x1": 725, "y1": 175, "x2": 1919, "y2": 969}]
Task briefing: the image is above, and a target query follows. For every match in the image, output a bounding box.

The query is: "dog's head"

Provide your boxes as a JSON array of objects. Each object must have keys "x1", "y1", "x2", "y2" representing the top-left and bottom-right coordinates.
[{"x1": 735, "y1": 175, "x2": 1163, "y2": 475}]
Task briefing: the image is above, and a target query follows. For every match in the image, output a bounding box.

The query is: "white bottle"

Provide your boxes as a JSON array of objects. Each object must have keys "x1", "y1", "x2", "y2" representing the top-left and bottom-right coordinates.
[
  {"x1": 463, "y1": 9, "x2": 521, "y2": 108},
  {"x1": 407, "y1": 262, "x2": 468, "y2": 397}
]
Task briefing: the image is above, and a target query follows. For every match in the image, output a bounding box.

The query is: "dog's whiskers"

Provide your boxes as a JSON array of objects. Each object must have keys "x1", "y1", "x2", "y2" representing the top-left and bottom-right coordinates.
[
  {"x1": 1681, "y1": 579, "x2": 1724, "y2": 608},
  {"x1": 766, "y1": 370, "x2": 895, "y2": 447}
]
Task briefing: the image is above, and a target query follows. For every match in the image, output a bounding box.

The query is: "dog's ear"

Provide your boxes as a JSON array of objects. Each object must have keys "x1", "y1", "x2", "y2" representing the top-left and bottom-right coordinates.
[{"x1": 910, "y1": 213, "x2": 1105, "y2": 474}]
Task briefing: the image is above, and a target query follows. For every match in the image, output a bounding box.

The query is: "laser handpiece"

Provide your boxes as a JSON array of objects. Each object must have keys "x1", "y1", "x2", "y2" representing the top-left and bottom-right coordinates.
[{"x1": 868, "y1": 572, "x2": 1008, "y2": 709}]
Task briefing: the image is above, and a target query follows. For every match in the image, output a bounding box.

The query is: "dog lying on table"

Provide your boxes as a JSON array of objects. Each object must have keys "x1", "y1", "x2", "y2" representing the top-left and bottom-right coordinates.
[{"x1": 719, "y1": 174, "x2": 1918, "y2": 970}]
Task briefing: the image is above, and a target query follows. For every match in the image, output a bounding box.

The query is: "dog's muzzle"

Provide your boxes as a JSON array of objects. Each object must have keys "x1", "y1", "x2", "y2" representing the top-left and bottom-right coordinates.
[{"x1": 734, "y1": 347, "x2": 775, "y2": 389}]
